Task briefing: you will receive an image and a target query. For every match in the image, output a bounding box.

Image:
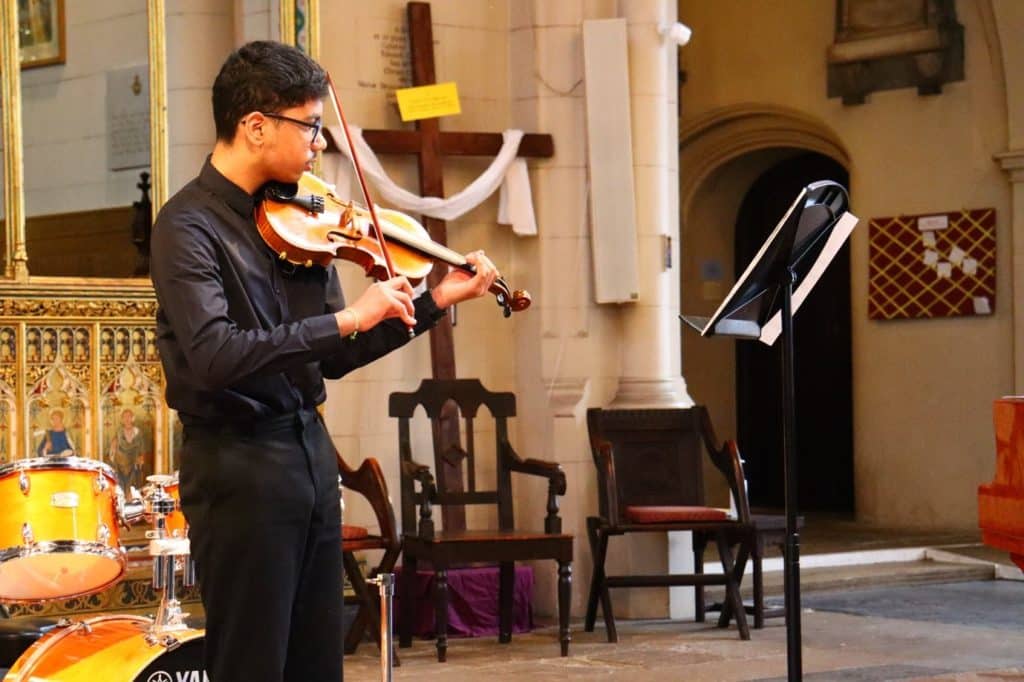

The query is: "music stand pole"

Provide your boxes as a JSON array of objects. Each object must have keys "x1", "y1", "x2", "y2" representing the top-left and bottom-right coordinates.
[{"x1": 780, "y1": 268, "x2": 802, "y2": 681}]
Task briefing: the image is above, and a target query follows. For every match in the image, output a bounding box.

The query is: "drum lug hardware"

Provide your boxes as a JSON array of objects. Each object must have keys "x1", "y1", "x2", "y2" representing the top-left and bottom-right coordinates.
[
  {"x1": 97, "y1": 523, "x2": 111, "y2": 544},
  {"x1": 145, "y1": 632, "x2": 182, "y2": 650},
  {"x1": 21, "y1": 522, "x2": 34, "y2": 545},
  {"x1": 55, "y1": 617, "x2": 74, "y2": 628},
  {"x1": 73, "y1": 621, "x2": 92, "y2": 635},
  {"x1": 19, "y1": 470, "x2": 29, "y2": 495},
  {"x1": 95, "y1": 472, "x2": 109, "y2": 493}
]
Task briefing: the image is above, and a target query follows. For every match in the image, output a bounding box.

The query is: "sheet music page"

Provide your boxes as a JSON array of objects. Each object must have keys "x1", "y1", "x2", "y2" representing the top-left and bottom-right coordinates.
[
  {"x1": 758, "y1": 211, "x2": 859, "y2": 346},
  {"x1": 699, "y1": 188, "x2": 807, "y2": 335}
]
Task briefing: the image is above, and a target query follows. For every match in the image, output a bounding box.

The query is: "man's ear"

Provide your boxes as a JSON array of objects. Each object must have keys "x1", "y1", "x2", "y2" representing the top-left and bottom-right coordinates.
[{"x1": 239, "y1": 112, "x2": 267, "y2": 148}]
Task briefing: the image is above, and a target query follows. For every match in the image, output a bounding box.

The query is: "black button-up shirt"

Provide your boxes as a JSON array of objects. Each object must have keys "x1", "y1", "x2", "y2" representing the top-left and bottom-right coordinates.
[{"x1": 150, "y1": 158, "x2": 445, "y2": 426}]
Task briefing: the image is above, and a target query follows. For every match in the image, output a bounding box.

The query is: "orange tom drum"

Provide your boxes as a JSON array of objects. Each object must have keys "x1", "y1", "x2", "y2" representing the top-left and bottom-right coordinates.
[
  {"x1": 0, "y1": 458, "x2": 126, "y2": 602},
  {"x1": 3, "y1": 615, "x2": 205, "y2": 681},
  {"x1": 164, "y1": 473, "x2": 187, "y2": 537}
]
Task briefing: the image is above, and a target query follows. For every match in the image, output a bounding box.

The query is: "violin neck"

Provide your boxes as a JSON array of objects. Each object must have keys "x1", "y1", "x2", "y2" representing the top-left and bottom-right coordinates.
[{"x1": 380, "y1": 221, "x2": 468, "y2": 269}]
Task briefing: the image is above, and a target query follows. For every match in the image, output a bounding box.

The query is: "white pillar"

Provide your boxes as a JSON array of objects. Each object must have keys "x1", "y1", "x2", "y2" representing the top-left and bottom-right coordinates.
[
  {"x1": 612, "y1": 0, "x2": 695, "y2": 620},
  {"x1": 996, "y1": 150, "x2": 1024, "y2": 391},
  {"x1": 609, "y1": 0, "x2": 692, "y2": 409}
]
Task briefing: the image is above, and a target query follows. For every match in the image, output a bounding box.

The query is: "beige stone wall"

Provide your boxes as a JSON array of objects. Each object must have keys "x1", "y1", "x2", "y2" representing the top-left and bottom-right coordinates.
[
  {"x1": 317, "y1": 0, "x2": 521, "y2": 537},
  {"x1": 677, "y1": 0, "x2": 1018, "y2": 529},
  {"x1": 316, "y1": 0, "x2": 685, "y2": 619}
]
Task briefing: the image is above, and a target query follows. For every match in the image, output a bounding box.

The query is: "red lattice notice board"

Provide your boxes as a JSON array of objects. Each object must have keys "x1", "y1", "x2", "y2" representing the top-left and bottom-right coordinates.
[{"x1": 868, "y1": 208, "x2": 996, "y2": 320}]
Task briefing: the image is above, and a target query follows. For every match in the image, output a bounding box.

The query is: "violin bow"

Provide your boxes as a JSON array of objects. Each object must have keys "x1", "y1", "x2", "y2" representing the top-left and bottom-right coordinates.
[{"x1": 324, "y1": 73, "x2": 413, "y2": 336}]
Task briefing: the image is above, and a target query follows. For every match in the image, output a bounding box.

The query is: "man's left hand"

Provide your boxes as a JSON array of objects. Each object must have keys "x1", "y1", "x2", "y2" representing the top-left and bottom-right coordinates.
[{"x1": 431, "y1": 250, "x2": 499, "y2": 309}]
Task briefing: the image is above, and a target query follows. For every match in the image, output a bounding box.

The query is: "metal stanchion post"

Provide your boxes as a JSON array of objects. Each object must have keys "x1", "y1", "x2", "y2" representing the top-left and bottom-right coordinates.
[{"x1": 367, "y1": 573, "x2": 395, "y2": 682}]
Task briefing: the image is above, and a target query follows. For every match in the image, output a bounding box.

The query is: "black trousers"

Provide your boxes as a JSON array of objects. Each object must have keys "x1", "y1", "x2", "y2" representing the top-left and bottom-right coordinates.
[{"x1": 179, "y1": 409, "x2": 343, "y2": 682}]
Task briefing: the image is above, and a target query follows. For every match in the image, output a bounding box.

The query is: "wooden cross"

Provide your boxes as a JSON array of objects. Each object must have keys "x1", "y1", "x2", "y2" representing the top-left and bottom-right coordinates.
[
  {"x1": 327, "y1": 1, "x2": 553, "y2": 530},
  {"x1": 327, "y1": 1, "x2": 553, "y2": 383}
]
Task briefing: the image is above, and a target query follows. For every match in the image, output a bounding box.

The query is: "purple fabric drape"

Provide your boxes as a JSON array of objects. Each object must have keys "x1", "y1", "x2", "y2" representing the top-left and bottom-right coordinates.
[{"x1": 394, "y1": 565, "x2": 534, "y2": 637}]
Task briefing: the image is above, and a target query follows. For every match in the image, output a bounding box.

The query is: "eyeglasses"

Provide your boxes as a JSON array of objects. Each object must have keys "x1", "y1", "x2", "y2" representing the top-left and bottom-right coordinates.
[{"x1": 260, "y1": 112, "x2": 323, "y2": 142}]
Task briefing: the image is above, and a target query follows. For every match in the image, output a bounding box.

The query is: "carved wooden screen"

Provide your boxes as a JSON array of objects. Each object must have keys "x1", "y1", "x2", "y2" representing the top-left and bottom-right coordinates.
[{"x1": 0, "y1": 297, "x2": 179, "y2": 480}]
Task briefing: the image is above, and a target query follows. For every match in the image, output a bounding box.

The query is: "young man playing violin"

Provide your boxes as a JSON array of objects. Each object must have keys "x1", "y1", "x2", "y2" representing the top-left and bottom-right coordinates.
[{"x1": 150, "y1": 40, "x2": 498, "y2": 682}]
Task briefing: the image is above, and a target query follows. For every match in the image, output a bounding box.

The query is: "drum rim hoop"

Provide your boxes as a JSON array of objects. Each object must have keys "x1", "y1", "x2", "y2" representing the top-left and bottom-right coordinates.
[
  {"x1": 7, "y1": 615, "x2": 181, "y2": 677},
  {"x1": 0, "y1": 541, "x2": 126, "y2": 602},
  {"x1": 0, "y1": 456, "x2": 118, "y2": 480}
]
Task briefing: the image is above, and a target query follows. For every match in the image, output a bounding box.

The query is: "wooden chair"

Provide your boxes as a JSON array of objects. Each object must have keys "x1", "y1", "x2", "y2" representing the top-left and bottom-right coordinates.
[
  {"x1": 336, "y1": 449, "x2": 402, "y2": 663},
  {"x1": 717, "y1": 512, "x2": 803, "y2": 629},
  {"x1": 584, "y1": 406, "x2": 753, "y2": 641},
  {"x1": 391, "y1": 378, "x2": 573, "y2": 662}
]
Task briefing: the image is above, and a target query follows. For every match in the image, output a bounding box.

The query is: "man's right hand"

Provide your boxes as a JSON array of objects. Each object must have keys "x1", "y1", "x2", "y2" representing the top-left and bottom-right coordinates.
[{"x1": 336, "y1": 276, "x2": 417, "y2": 337}]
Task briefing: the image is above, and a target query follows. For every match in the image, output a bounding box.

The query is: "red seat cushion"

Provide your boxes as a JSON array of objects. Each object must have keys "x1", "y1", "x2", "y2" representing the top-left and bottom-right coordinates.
[
  {"x1": 342, "y1": 524, "x2": 370, "y2": 540},
  {"x1": 624, "y1": 505, "x2": 730, "y2": 524}
]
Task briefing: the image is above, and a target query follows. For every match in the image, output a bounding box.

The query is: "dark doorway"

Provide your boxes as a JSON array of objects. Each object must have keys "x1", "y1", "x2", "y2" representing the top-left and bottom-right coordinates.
[{"x1": 734, "y1": 152, "x2": 853, "y2": 513}]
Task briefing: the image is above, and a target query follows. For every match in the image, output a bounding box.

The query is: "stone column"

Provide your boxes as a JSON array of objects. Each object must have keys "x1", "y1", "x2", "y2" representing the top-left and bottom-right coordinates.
[
  {"x1": 610, "y1": 0, "x2": 697, "y2": 621},
  {"x1": 996, "y1": 150, "x2": 1024, "y2": 391},
  {"x1": 609, "y1": 0, "x2": 692, "y2": 409}
]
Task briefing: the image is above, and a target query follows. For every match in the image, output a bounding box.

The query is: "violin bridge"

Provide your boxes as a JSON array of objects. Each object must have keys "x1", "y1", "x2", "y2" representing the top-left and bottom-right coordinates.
[{"x1": 340, "y1": 203, "x2": 355, "y2": 229}]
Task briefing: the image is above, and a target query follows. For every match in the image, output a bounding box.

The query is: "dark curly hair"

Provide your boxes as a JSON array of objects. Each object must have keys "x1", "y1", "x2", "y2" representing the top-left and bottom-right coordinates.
[{"x1": 212, "y1": 41, "x2": 328, "y2": 142}]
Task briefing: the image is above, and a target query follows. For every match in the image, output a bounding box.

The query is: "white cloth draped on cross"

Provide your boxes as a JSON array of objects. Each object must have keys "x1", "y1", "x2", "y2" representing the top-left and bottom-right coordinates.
[{"x1": 322, "y1": 124, "x2": 538, "y2": 236}]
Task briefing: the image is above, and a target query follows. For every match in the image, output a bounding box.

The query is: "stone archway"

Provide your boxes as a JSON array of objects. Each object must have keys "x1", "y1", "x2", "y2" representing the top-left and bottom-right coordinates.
[
  {"x1": 679, "y1": 103, "x2": 850, "y2": 224},
  {"x1": 677, "y1": 104, "x2": 851, "y2": 508}
]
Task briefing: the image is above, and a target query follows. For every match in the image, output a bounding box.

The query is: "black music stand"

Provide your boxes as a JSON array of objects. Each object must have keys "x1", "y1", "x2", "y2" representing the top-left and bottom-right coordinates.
[{"x1": 680, "y1": 180, "x2": 858, "y2": 682}]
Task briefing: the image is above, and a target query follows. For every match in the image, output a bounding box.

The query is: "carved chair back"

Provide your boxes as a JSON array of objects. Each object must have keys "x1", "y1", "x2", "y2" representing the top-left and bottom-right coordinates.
[{"x1": 390, "y1": 378, "x2": 518, "y2": 535}]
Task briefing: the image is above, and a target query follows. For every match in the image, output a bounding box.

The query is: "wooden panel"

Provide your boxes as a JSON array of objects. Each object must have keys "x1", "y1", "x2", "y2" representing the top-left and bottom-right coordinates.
[{"x1": 1, "y1": 205, "x2": 140, "y2": 278}]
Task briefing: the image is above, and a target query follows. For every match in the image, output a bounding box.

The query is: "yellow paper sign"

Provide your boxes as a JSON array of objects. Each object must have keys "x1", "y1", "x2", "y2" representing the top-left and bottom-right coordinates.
[{"x1": 395, "y1": 82, "x2": 461, "y2": 121}]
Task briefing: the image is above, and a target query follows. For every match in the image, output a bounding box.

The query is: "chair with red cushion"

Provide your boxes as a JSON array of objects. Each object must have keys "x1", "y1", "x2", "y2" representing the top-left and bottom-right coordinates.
[
  {"x1": 337, "y1": 449, "x2": 402, "y2": 661},
  {"x1": 584, "y1": 406, "x2": 753, "y2": 641}
]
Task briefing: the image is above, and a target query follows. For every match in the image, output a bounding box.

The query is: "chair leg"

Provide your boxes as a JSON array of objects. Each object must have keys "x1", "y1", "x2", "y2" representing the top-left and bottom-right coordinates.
[
  {"x1": 714, "y1": 532, "x2": 750, "y2": 640},
  {"x1": 584, "y1": 519, "x2": 601, "y2": 632},
  {"x1": 557, "y1": 560, "x2": 572, "y2": 657},
  {"x1": 719, "y1": 536, "x2": 751, "y2": 628},
  {"x1": 585, "y1": 519, "x2": 617, "y2": 642},
  {"x1": 499, "y1": 561, "x2": 514, "y2": 643},
  {"x1": 342, "y1": 551, "x2": 372, "y2": 654},
  {"x1": 434, "y1": 567, "x2": 449, "y2": 662},
  {"x1": 693, "y1": 532, "x2": 708, "y2": 623},
  {"x1": 399, "y1": 556, "x2": 417, "y2": 649},
  {"x1": 753, "y1": 546, "x2": 765, "y2": 630}
]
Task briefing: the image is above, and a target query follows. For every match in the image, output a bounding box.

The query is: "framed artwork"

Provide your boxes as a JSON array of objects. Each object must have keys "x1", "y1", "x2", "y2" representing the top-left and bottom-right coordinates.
[{"x1": 18, "y1": 0, "x2": 65, "y2": 69}]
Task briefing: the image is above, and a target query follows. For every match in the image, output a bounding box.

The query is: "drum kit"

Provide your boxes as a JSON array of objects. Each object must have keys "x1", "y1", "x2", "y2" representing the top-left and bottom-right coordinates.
[
  {"x1": 0, "y1": 456, "x2": 397, "y2": 682},
  {"x1": 0, "y1": 456, "x2": 205, "y2": 681}
]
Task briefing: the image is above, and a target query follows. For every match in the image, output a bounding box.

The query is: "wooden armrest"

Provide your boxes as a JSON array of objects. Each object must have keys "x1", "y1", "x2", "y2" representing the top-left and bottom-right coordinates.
[
  {"x1": 336, "y1": 453, "x2": 399, "y2": 547},
  {"x1": 509, "y1": 456, "x2": 567, "y2": 494},
  {"x1": 695, "y1": 407, "x2": 752, "y2": 523},
  {"x1": 400, "y1": 460, "x2": 436, "y2": 538},
  {"x1": 401, "y1": 460, "x2": 436, "y2": 498},
  {"x1": 591, "y1": 438, "x2": 621, "y2": 526}
]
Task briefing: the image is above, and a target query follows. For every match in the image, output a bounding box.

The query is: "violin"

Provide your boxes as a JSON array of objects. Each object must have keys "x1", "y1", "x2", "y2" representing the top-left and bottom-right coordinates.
[{"x1": 254, "y1": 172, "x2": 531, "y2": 317}]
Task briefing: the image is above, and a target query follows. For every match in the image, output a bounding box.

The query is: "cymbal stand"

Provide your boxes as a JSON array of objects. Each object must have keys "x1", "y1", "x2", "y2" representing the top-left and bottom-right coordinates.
[
  {"x1": 367, "y1": 573, "x2": 395, "y2": 682},
  {"x1": 141, "y1": 474, "x2": 195, "y2": 635}
]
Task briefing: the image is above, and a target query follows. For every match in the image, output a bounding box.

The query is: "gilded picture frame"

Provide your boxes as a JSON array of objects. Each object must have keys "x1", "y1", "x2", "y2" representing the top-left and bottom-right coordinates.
[{"x1": 18, "y1": 0, "x2": 65, "y2": 70}]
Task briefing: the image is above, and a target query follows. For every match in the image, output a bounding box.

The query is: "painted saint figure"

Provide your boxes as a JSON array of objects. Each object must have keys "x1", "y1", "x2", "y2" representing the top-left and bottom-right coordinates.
[
  {"x1": 110, "y1": 408, "x2": 149, "y2": 491},
  {"x1": 36, "y1": 409, "x2": 74, "y2": 456}
]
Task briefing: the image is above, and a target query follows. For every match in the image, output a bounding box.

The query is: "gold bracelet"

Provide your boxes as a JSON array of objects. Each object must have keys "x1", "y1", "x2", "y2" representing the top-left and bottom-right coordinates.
[{"x1": 343, "y1": 308, "x2": 360, "y2": 340}]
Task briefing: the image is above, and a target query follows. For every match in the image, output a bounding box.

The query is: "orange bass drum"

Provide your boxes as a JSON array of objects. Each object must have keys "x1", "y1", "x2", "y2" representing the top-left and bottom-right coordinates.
[{"x1": 3, "y1": 615, "x2": 205, "y2": 681}]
